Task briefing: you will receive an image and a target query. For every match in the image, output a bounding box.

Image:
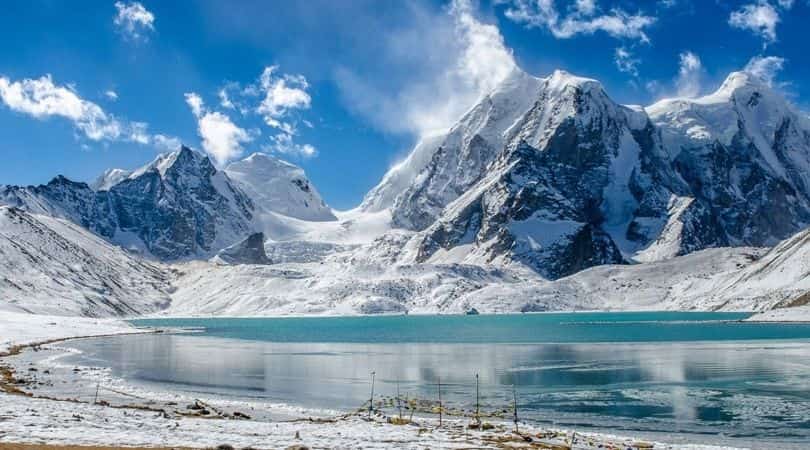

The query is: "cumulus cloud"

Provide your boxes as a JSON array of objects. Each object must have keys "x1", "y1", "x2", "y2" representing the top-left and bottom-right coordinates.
[
  {"x1": 185, "y1": 92, "x2": 252, "y2": 165},
  {"x1": 152, "y1": 134, "x2": 182, "y2": 151},
  {"x1": 218, "y1": 87, "x2": 235, "y2": 110},
  {"x1": 501, "y1": 0, "x2": 656, "y2": 43},
  {"x1": 266, "y1": 133, "x2": 317, "y2": 158},
  {"x1": 729, "y1": 1, "x2": 780, "y2": 44},
  {"x1": 0, "y1": 73, "x2": 142, "y2": 142},
  {"x1": 114, "y1": 1, "x2": 155, "y2": 41},
  {"x1": 185, "y1": 92, "x2": 204, "y2": 117},
  {"x1": 675, "y1": 51, "x2": 703, "y2": 97},
  {"x1": 209, "y1": 67, "x2": 316, "y2": 160},
  {"x1": 256, "y1": 66, "x2": 311, "y2": 130},
  {"x1": 0, "y1": 73, "x2": 180, "y2": 149},
  {"x1": 335, "y1": 0, "x2": 518, "y2": 137},
  {"x1": 743, "y1": 55, "x2": 786, "y2": 86},
  {"x1": 575, "y1": 0, "x2": 596, "y2": 15},
  {"x1": 614, "y1": 47, "x2": 639, "y2": 76},
  {"x1": 104, "y1": 90, "x2": 118, "y2": 101}
]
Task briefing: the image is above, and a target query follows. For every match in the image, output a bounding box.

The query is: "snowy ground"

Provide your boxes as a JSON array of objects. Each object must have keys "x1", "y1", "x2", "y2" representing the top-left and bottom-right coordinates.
[
  {"x1": 163, "y1": 245, "x2": 787, "y2": 317},
  {"x1": 0, "y1": 311, "x2": 134, "y2": 355},
  {"x1": 747, "y1": 306, "x2": 810, "y2": 322}
]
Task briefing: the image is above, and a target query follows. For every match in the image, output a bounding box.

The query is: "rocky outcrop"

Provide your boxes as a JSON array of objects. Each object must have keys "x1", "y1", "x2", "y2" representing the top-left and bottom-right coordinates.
[{"x1": 216, "y1": 232, "x2": 271, "y2": 265}]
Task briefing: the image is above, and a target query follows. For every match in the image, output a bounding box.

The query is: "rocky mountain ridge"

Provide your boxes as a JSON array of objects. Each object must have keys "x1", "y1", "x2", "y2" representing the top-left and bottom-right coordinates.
[{"x1": 369, "y1": 68, "x2": 810, "y2": 279}]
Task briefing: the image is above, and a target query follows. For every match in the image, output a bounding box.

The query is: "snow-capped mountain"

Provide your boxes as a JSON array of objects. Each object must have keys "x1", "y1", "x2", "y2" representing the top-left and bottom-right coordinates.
[
  {"x1": 647, "y1": 71, "x2": 810, "y2": 248},
  {"x1": 0, "y1": 146, "x2": 256, "y2": 260},
  {"x1": 0, "y1": 206, "x2": 171, "y2": 316},
  {"x1": 363, "y1": 69, "x2": 810, "y2": 279},
  {"x1": 91, "y1": 168, "x2": 131, "y2": 191},
  {"x1": 382, "y1": 70, "x2": 671, "y2": 278},
  {"x1": 225, "y1": 153, "x2": 336, "y2": 222}
]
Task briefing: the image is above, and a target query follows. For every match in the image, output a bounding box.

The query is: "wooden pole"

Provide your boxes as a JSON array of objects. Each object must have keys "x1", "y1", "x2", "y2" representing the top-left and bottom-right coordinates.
[
  {"x1": 475, "y1": 373, "x2": 480, "y2": 424},
  {"x1": 396, "y1": 378, "x2": 402, "y2": 419},
  {"x1": 368, "y1": 371, "x2": 376, "y2": 419},
  {"x1": 512, "y1": 384, "x2": 519, "y2": 433},
  {"x1": 407, "y1": 392, "x2": 414, "y2": 421},
  {"x1": 438, "y1": 376, "x2": 443, "y2": 427},
  {"x1": 94, "y1": 381, "x2": 100, "y2": 404}
]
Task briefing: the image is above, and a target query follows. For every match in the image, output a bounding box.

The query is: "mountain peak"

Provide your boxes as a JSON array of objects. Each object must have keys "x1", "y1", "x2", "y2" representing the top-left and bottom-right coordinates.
[
  {"x1": 546, "y1": 70, "x2": 602, "y2": 94},
  {"x1": 225, "y1": 152, "x2": 336, "y2": 222},
  {"x1": 713, "y1": 71, "x2": 770, "y2": 99},
  {"x1": 129, "y1": 145, "x2": 212, "y2": 180},
  {"x1": 241, "y1": 152, "x2": 300, "y2": 171},
  {"x1": 92, "y1": 168, "x2": 131, "y2": 191}
]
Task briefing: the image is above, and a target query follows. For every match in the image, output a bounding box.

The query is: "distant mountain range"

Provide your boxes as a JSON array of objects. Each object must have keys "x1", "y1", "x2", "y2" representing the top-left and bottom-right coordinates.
[{"x1": 1, "y1": 66, "x2": 809, "y2": 318}]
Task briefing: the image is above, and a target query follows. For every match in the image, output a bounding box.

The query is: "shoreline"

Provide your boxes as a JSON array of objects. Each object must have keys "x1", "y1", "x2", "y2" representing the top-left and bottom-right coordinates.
[{"x1": 0, "y1": 319, "x2": 752, "y2": 450}]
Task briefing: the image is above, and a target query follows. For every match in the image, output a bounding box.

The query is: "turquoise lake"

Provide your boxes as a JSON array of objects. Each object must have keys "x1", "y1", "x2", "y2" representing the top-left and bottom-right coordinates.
[{"x1": 64, "y1": 312, "x2": 810, "y2": 448}]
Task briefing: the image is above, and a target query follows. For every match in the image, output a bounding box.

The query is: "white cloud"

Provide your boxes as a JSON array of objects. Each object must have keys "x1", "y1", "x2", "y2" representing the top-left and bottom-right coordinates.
[
  {"x1": 218, "y1": 87, "x2": 234, "y2": 110},
  {"x1": 575, "y1": 0, "x2": 596, "y2": 16},
  {"x1": 197, "y1": 112, "x2": 251, "y2": 165},
  {"x1": 614, "y1": 47, "x2": 639, "y2": 76},
  {"x1": 0, "y1": 74, "x2": 131, "y2": 142},
  {"x1": 501, "y1": 0, "x2": 656, "y2": 43},
  {"x1": 451, "y1": 0, "x2": 518, "y2": 96},
  {"x1": 184, "y1": 92, "x2": 204, "y2": 117},
  {"x1": 205, "y1": 67, "x2": 317, "y2": 160},
  {"x1": 267, "y1": 133, "x2": 317, "y2": 159},
  {"x1": 128, "y1": 121, "x2": 150, "y2": 144},
  {"x1": 114, "y1": 1, "x2": 155, "y2": 41},
  {"x1": 777, "y1": 0, "x2": 794, "y2": 9},
  {"x1": 335, "y1": 0, "x2": 518, "y2": 136},
  {"x1": 729, "y1": 2, "x2": 780, "y2": 44},
  {"x1": 152, "y1": 134, "x2": 182, "y2": 151},
  {"x1": 185, "y1": 92, "x2": 252, "y2": 165},
  {"x1": 256, "y1": 66, "x2": 311, "y2": 128},
  {"x1": 743, "y1": 55, "x2": 786, "y2": 85},
  {"x1": 0, "y1": 73, "x2": 179, "y2": 149},
  {"x1": 676, "y1": 51, "x2": 703, "y2": 97},
  {"x1": 104, "y1": 90, "x2": 118, "y2": 101}
]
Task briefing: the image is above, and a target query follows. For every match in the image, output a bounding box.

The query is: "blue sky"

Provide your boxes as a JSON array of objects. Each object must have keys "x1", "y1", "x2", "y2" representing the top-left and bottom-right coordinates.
[{"x1": 1, "y1": 0, "x2": 808, "y2": 209}]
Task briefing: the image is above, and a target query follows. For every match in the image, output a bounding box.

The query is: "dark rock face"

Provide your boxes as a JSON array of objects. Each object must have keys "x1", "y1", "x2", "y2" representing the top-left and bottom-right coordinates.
[
  {"x1": 0, "y1": 147, "x2": 256, "y2": 260},
  {"x1": 670, "y1": 128, "x2": 810, "y2": 247},
  {"x1": 414, "y1": 134, "x2": 629, "y2": 279},
  {"x1": 217, "y1": 232, "x2": 271, "y2": 265},
  {"x1": 393, "y1": 134, "x2": 495, "y2": 231},
  {"x1": 409, "y1": 79, "x2": 646, "y2": 279}
]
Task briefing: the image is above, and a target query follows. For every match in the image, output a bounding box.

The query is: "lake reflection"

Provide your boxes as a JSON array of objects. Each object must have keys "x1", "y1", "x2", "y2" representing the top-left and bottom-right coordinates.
[{"x1": 68, "y1": 333, "x2": 810, "y2": 444}]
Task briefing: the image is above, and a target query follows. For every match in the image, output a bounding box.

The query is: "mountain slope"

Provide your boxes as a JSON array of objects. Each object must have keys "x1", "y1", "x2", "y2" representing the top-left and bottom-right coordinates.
[
  {"x1": 362, "y1": 69, "x2": 544, "y2": 228},
  {"x1": 707, "y1": 227, "x2": 810, "y2": 310},
  {"x1": 0, "y1": 206, "x2": 172, "y2": 317},
  {"x1": 225, "y1": 153, "x2": 336, "y2": 222}
]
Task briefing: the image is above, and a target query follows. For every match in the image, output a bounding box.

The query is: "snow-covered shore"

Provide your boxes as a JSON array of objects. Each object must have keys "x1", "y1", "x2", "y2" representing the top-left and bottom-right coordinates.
[
  {"x1": 746, "y1": 306, "x2": 810, "y2": 322},
  {"x1": 0, "y1": 311, "x2": 135, "y2": 355},
  {"x1": 0, "y1": 312, "x2": 754, "y2": 450}
]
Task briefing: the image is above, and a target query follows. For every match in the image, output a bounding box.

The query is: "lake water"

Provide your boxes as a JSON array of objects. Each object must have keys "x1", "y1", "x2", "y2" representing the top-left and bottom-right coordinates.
[{"x1": 65, "y1": 312, "x2": 810, "y2": 448}]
